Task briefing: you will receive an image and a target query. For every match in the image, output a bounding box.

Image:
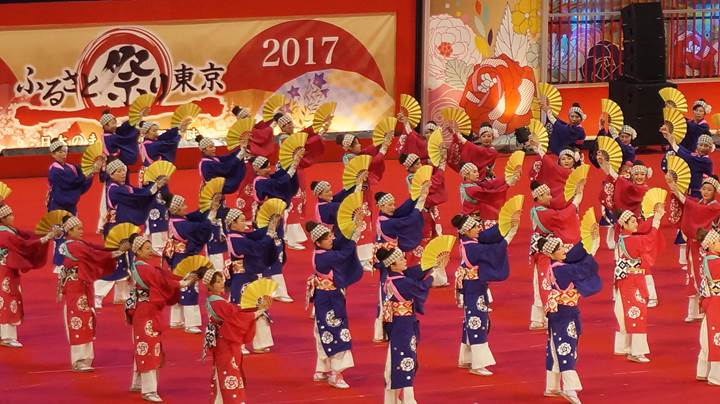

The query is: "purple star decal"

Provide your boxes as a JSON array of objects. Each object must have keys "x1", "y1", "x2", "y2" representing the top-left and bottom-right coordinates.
[
  {"x1": 320, "y1": 88, "x2": 330, "y2": 98},
  {"x1": 313, "y1": 73, "x2": 327, "y2": 88},
  {"x1": 287, "y1": 86, "x2": 300, "y2": 98}
]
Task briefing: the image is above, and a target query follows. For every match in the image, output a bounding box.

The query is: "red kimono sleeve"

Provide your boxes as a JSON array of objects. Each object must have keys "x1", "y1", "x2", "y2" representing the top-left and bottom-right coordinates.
[
  {"x1": 299, "y1": 126, "x2": 325, "y2": 169},
  {"x1": 463, "y1": 179, "x2": 509, "y2": 218},
  {"x1": 613, "y1": 177, "x2": 648, "y2": 215},
  {"x1": 3, "y1": 230, "x2": 50, "y2": 272},
  {"x1": 147, "y1": 266, "x2": 182, "y2": 306},
  {"x1": 536, "y1": 154, "x2": 572, "y2": 209},
  {"x1": 536, "y1": 204, "x2": 581, "y2": 244},
  {"x1": 213, "y1": 299, "x2": 257, "y2": 344},
  {"x1": 623, "y1": 228, "x2": 662, "y2": 268},
  {"x1": 249, "y1": 120, "x2": 277, "y2": 158},
  {"x1": 368, "y1": 149, "x2": 386, "y2": 185},
  {"x1": 681, "y1": 198, "x2": 720, "y2": 241},
  {"x1": 69, "y1": 241, "x2": 118, "y2": 282},
  {"x1": 455, "y1": 141, "x2": 498, "y2": 173},
  {"x1": 425, "y1": 167, "x2": 447, "y2": 208}
]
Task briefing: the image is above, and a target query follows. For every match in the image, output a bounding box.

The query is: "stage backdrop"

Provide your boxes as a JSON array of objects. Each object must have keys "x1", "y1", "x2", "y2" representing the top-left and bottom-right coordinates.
[{"x1": 0, "y1": 1, "x2": 409, "y2": 151}]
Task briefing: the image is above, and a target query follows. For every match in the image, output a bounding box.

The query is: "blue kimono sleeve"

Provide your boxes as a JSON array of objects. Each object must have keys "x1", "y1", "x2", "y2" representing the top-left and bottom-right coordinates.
[
  {"x1": 319, "y1": 239, "x2": 362, "y2": 289},
  {"x1": 555, "y1": 243, "x2": 602, "y2": 297},
  {"x1": 256, "y1": 169, "x2": 299, "y2": 204},
  {"x1": 549, "y1": 119, "x2": 586, "y2": 155},
  {"x1": 232, "y1": 230, "x2": 276, "y2": 272},
  {"x1": 109, "y1": 184, "x2": 155, "y2": 209},
  {"x1": 477, "y1": 225, "x2": 504, "y2": 244},
  {"x1": 381, "y1": 210, "x2": 424, "y2": 251},
  {"x1": 49, "y1": 165, "x2": 93, "y2": 205},
  {"x1": 677, "y1": 145, "x2": 713, "y2": 191},
  {"x1": 464, "y1": 236, "x2": 510, "y2": 282},
  {"x1": 618, "y1": 139, "x2": 636, "y2": 163},
  {"x1": 145, "y1": 128, "x2": 180, "y2": 162},
  {"x1": 393, "y1": 198, "x2": 418, "y2": 217},
  {"x1": 319, "y1": 202, "x2": 340, "y2": 226},
  {"x1": 681, "y1": 119, "x2": 710, "y2": 150},
  {"x1": 397, "y1": 274, "x2": 433, "y2": 315}
]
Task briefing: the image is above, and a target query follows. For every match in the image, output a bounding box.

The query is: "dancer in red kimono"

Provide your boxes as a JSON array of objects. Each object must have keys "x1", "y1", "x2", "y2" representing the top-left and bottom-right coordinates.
[
  {"x1": 529, "y1": 132, "x2": 580, "y2": 209},
  {"x1": 126, "y1": 233, "x2": 197, "y2": 402},
  {"x1": 528, "y1": 181, "x2": 584, "y2": 330},
  {"x1": 447, "y1": 126, "x2": 498, "y2": 178},
  {"x1": 197, "y1": 266, "x2": 271, "y2": 404},
  {"x1": 459, "y1": 162, "x2": 519, "y2": 230},
  {"x1": 395, "y1": 116, "x2": 430, "y2": 163},
  {"x1": 613, "y1": 206, "x2": 665, "y2": 363},
  {"x1": 666, "y1": 174, "x2": 720, "y2": 322},
  {"x1": 0, "y1": 204, "x2": 55, "y2": 347},
  {"x1": 57, "y1": 214, "x2": 125, "y2": 371},
  {"x1": 593, "y1": 156, "x2": 633, "y2": 250},
  {"x1": 697, "y1": 229, "x2": 720, "y2": 386}
]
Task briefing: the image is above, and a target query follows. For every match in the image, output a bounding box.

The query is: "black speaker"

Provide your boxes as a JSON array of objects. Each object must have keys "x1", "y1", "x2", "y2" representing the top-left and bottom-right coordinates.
[
  {"x1": 621, "y1": 2, "x2": 664, "y2": 42},
  {"x1": 609, "y1": 78, "x2": 676, "y2": 146},
  {"x1": 622, "y1": 39, "x2": 666, "y2": 82}
]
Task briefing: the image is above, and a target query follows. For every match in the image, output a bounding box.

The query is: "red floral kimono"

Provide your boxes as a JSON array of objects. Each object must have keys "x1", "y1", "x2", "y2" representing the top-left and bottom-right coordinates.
[
  {"x1": 448, "y1": 138, "x2": 498, "y2": 175},
  {"x1": 615, "y1": 229, "x2": 660, "y2": 334},
  {"x1": 459, "y1": 178, "x2": 509, "y2": 223},
  {"x1": 681, "y1": 198, "x2": 720, "y2": 294},
  {"x1": 395, "y1": 122, "x2": 429, "y2": 162},
  {"x1": 613, "y1": 177, "x2": 649, "y2": 216},
  {"x1": 531, "y1": 154, "x2": 572, "y2": 210},
  {"x1": 700, "y1": 255, "x2": 720, "y2": 362}
]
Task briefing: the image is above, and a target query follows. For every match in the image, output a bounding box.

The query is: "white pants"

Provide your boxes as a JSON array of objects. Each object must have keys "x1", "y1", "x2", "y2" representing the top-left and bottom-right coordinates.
[
  {"x1": 530, "y1": 266, "x2": 546, "y2": 325},
  {"x1": 0, "y1": 324, "x2": 18, "y2": 340},
  {"x1": 94, "y1": 278, "x2": 131, "y2": 303},
  {"x1": 373, "y1": 286, "x2": 385, "y2": 341},
  {"x1": 613, "y1": 289, "x2": 649, "y2": 356},
  {"x1": 697, "y1": 316, "x2": 720, "y2": 384},
  {"x1": 131, "y1": 366, "x2": 159, "y2": 394},
  {"x1": 357, "y1": 243, "x2": 374, "y2": 264},
  {"x1": 285, "y1": 223, "x2": 307, "y2": 245},
  {"x1": 645, "y1": 274, "x2": 658, "y2": 302},
  {"x1": 384, "y1": 347, "x2": 416, "y2": 404},
  {"x1": 98, "y1": 186, "x2": 107, "y2": 231},
  {"x1": 170, "y1": 304, "x2": 202, "y2": 328},
  {"x1": 605, "y1": 225, "x2": 615, "y2": 249},
  {"x1": 208, "y1": 253, "x2": 225, "y2": 272},
  {"x1": 547, "y1": 334, "x2": 582, "y2": 392},
  {"x1": 314, "y1": 323, "x2": 354, "y2": 373},
  {"x1": 270, "y1": 274, "x2": 291, "y2": 299},
  {"x1": 679, "y1": 243, "x2": 688, "y2": 265},
  {"x1": 430, "y1": 266, "x2": 448, "y2": 287},
  {"x1": 253, "y1": 316, "x2": 274, "y2": 350},
  {"x1": 150, "y1": 232, "x2": 168, "y2": 256},
  {"x1": 458, "y1": 342, "x2": 496, "y2": 370},
  {"x1": 64, "y1": 303, "x2": 95, "y2": 367}
]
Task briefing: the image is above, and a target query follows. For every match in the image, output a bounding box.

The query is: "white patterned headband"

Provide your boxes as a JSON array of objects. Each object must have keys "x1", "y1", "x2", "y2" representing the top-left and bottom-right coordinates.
[
  {"x1": 479, "y1": 126, "x2": 498, "y2": 138},
  {"x1": 460, "y1": 162, "x2": 477, "y2": 177},
  {"x1": 703, "y1": 176, "x2": 720, "y2": 193},
  {"x1": 382, "y1": 248, "x2": 404, "y2": 267},
  {"x1": 170, "y1": 195, "x2": 185, "y2": 212},
  {"x1": 277, "y1": 114, "x2": 292, "y2": 127},
  {"x1": 630, "y1": 165, "x2": 651, "y2": 178},
  {"x1": 702, "y1": 229, "x2": 720, "y2": 250},
  {"x1": 0, "y1": 205, "x2": 12, "y2": 219},
  {"x1": 106, "y1": 159, "x2": 127, "y2": 174},
  {"x1": 310, "y1": 223, "x2": 331, "y2": 243},
  {"x1": 198, "y1": 137, "x2": 214, "y2": 150},
  {"x1": 402, "y1": 154, "x2": 420, "y2": 169},
  {"x1": 234, "y1": 107, "x2": 250, "y2": 119},
  {"x1": 99, "y1": 112, "x2": 115, "y2": 126},
  {"x1": 377, "y1": 193, "x2": 395, "y2": 207},
  {"x1": 252, "y1": 156, "x2": 269, "y2": 170},
  {"x1": 202, "y1": 268, "x2": 223, "y2": 286},
  {"x1": 694, "y1": 100, "x2": 712, "y2": 114},
  {"x1": 312, "y1": 181, "x2": 331, "y2": 196},
  {"x1": 140, "y1": 121, "x2": 158, "y2": 134},
  {"x1": 224, "y1": 208, "x2": 243, "y2": 227},
  {"x1": 698, "y1": 134, "x2": 714, "y2": 147},
  {"x1": 559, "y1": 148, "x2": 579, "y2": 162},
  {"x1": 541, "y1": 237, "x2": 562, "y2": 256},
  {"x1": 425, "y1": 122, "x2": 438, "y2": 132},
  {"x1": 532, "y1": 184, "x2": 551, "y2": 199},
  {"x1": 618, "y1": 210, "x2": 635, "y2": 226},
  {"x1": 131, "y1": 234, "x2": 149, "y2": 253},
  {"x1": 49, "y1": 139, "x2": 67, "y2": 153},
  {"x1": 341, "y1": 134, "x2": 356, "y2": 150},
  {"x1": 62, "y1": 216, "x2": 81, "y2": 232},
  {"x1": 568, "y1": 106, "x2": 586, "y2": 120},
  {"x1": 620, "y1": 125, "x2": 637, "y2": 139},
  {"x1": 459, "y1": 216, "x2": 479, "y2": 234}
]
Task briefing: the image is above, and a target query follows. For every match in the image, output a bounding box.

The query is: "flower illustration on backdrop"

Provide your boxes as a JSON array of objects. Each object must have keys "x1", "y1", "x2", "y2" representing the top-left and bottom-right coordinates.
[
  {"x1": 511, "y1": 0, "x2": 541, "y2": 37},
  {"x1": 427, "y1": 14, "x2": 483, "y2": 87}
]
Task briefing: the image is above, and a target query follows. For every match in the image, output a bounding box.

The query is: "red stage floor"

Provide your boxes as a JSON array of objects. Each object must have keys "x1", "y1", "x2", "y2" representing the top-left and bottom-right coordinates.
[{"x1": 1, "y1": 154, "x2": 718, "y2": 403}]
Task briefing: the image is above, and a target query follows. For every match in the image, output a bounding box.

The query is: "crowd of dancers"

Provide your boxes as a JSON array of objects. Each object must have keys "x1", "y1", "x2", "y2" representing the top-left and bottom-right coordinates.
[{"x1": 0, "y1": 87, "x2": 719, "y2": 404}]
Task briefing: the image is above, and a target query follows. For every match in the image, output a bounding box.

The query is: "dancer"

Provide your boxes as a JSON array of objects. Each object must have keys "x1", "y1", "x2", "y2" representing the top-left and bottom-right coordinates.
[
  {"x1": 47, "y1": 137, "x2": 99, "y2": 214},
  {"x1": 666, "y1": 174, "x2": 720, "y2": 322},
  {"x1": 225, "y1": 208, "x2": 279, "y2": 353},
  {"x1": 198, "y1": 266, "x2": 272, "y2": 404},
  {"x1": 0, "y1": 204, "x2": 55, "y2": 347},
  {"x1": 447, "y1": 125, "x2": 498, "y2": 177},
  {"x1": 164, "y1": 193, "x2": 217, "y2": 333},
  {"x1": 459, "y1": 162, "x2": 519, "y2": 229},
  {"x1": 529, "y1": 131, "x2": 580, "y2": 210},
  {"x1": 306, "y1": 218, "x2": 364, "y2": 389},
  {"x1": 311, "y1": 179, "x2": 358, "y2": 229},
  {"x1": 661, "y1": 126, "x2": 714, "y2": 198},
  {"x1": 452, "y1": 214, "x2": 519, "y2": 376},
  {"x1": 528, "y1": 180, "x2": 584, "y2": 330},
  {"x1": 395, "y1": 117, "x2": 430, "y2": 162},
  {"x1": 537, "y1": 231, "x2": 601, "y2": 404},
  {"x1": 613, "y1": 205, "x2": 665, "y2": 363},
  {"x1": 592, "y1": 124, "x2": 637, "y2": 166},
  {"x1": 592, "y1": 155, "x2": 633, "y2": 250},
  {"x1": 126, "y1": 233, "x2": 197, "y2": 402},
  {"x1": 57, "y1": 214, "x2": 126, "y2": 371},
  {"x1": 680, "y1": 99, "x2": 712, "y2": 151},
  {"x1": 375, "y1": 246, "x2": 433, "y2": 404},
  {"x1": 696, "y1": 229, "x2": 720, "y2": 386},
  {"x1": 542, "y1": 101, "x2": 587, "y2": 155}
]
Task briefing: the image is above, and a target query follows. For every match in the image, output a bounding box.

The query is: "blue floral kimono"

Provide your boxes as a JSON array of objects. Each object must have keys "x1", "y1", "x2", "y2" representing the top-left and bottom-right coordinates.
[
  {"x1": 164, "y1": 211, "x2": 213, "y2": 305},
  {"x1": 47, "y1": 162, "x2": 93, "y2": 215},
  {"x1": 141, "y1": 127, "x2": 180, "y2": 234},
  {"x1": 549, "y1": 119, "x2": 585, "y2": 156},
  {"x1": 225, "y1": 228, "x2": 276, "y2": 303}
]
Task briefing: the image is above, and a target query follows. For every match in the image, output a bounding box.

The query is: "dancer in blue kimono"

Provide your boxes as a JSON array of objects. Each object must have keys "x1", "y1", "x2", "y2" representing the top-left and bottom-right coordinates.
[
  {"x1": 306, "y1": 219, "x2": 364, "y2": 390},
  {"x1": 452, "y1": 214, "x2": 519, "y2": 376},
  {"x1": 536, "y1": 233, "x2": 601, "y2": 404},
  {"x1": 542, "y1": 102, "x2": 587, "y2": 155},
  {"x1": 591, "y1": 124, "x2": 637, "y2": 166},
  {"x1": 163, "y1": 193, "x2": 217, "y2": 334},
  {"x1": 224, "y1": 208, "x2": 279, "y2": 353},
  {"x1": 47, "y1": 137, "x2": 98, "y2": 215},
  {"x1": 680, "y1": 99, "x2": 712, "y2": 151},
  {"x1": 95, "y1": 158, "x2": 165, "y2": 309},
  {"x1": 251, "y1": 154, "x2": 301, "y2": 302},
  {"x1": 139, "y1": 121, "x2": 181, "y2": 254},
  {"x1": 375, "y1": 246, "x2": 432, "y2": 404},
  {"x1": 372, "y1": 190, "x2": 427, "y2": 342}
]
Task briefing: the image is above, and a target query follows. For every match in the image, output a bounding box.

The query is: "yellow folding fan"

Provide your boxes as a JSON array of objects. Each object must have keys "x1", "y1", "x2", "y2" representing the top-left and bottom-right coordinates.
[
  {"x1": 409, "y1": 165, "x2": 433, "y2": 200},
  {"x1": 399, "y1": 94, "x2": 422, "y2": 128},
  {"x1": 659, "y1": 87, "x2": 688, "y2": 113},
  {"x1": 600, "y1": 98, "x2": 624, "y2": 132},
  {"x1": 498, "y1": 194, "x2": 524, "y2": 236},
  {"x1": 372, "y1": 117, "x2": 398, "y2": 146},
  {"x1": 337, "y1": 192, "x2": 364, "y2": 239},
  {"x1": 128, "y1": 93, "x2": 155, "y2": 126},
  {"x1": 81, "y1": 141, "x2": 104, "y2": 175},
  {"x1": 427, "y1": 128, "x2": 444, "y2": 167},
  {"x1": 711, "y1": 113, "x2": 720, "y2": 128},
  {"x1": 240, "y1": 278, "x2": 279, "y2": 309},
  {"x1": 0, "y1": 181, "x2": 11, "y2": 201},
  {"x1": 536, "y1": 82, "x2": 563, "y2": 116},
  {"x1": 641, "y1": 187, "x2": 668, "y2": 219},
  {"x1": 580, "y1": 208, "x2": 597, "y2": 255},
  {"x1": 170, "y1": 102, "x2": 202, "y2": 128},
  {"x1": 666, "y1": 155, "x2": 691, "y2": 194},
  {"x1": 312, "y1": 102, "x2": 336, "y2": 133},
  {"x1": 199, "y1": 177, "x2": 224, "y2": 212},
  {"x1": 504, "y1": 150, "x2": 525, "y2": 180},
  {"x1": 663, "y1": 107, "x2": 687, "y2": 144},
  {"x1": 173, "y1": 255, "x2": 213, "y2": 278},
  {"x1": 278, "y1": 132, "x2": 308, "y2": 170},
  {"x1": 596, "y1": 135, "x2": 623, "y2": 173},
  {"x1": 226, "y1": 117, "x2": 255, "y2": 150},
  {"x1": 104, "y1": 223, "x2": 141, "y2": 249},
  {"x1": 35, "y1": 209, "x2": 71, "y2": 236},
  {"x1": 342, "y1": 155, "x2": 371, "y2": 190},
  {"x1": 262, "y1": 94, "x2": 288, "y2": 122},
  {"x1": 256, "y1": 198, "x2": 287, "y2": 228},
  {"x1": 529, "y1": 119, "x2": 549, "y2": 154},
  {"x1": 440, "y1": 107, "x2": 472, "y2": 136},
  {"x1": 143, "y1": 160, "x2": 176, "y2": 183},
  {"x1": 564, "y1": 164, "x2": 590, "y2": 202},
  {"x1": 420, "y1": 235, "x2": 457, "y2": 271}
]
